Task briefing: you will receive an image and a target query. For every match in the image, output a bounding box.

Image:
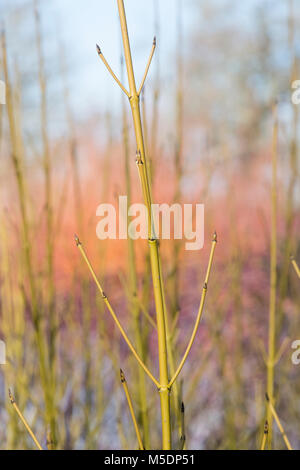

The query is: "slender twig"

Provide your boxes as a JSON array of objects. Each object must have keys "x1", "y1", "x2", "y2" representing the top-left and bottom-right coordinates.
[
  {"x1": 75, "y1": 235, "x2": 160, "y2": 388},
  {"x1": 260, "y1": 420, "x2": 268, "y2": 450},
  {"x1": 8, "y1": 389, "x2": 43, "y2": 450},
  {"x1": 138, "y1": 37, "x2": 156, "y2": 96},
  {"x1": 290, "y1": 255, "x2": 300, "y2": 278},
  {"x1": 96, "y1": 45, "x2": 130, "y2": 97},
  {"x1": 265, "y1": 393, "x2": 292, "y2": 450},
  {"x1": 168, "y1": 232, "x2": 217, "y2": 388},
  {"x1": 120, "y1": 370, "x2": 145, "y2": 450}
]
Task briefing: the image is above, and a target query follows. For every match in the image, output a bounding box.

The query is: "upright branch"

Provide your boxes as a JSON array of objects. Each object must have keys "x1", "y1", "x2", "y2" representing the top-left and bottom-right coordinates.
[
  {"x1": 265, "y1": 393, "x2": 292, "y2": 450},
  {"x1": 138, "y1": 37, "x2": 156, "y2": 96},
  {"x1": 8, "y1": 390, "x2": 43, "y2": 450},
  {"x1": 115, "y1": 0, "x2": 170, "y2": 449},
  {"x1": 120, "y1": 370, "x2": 145, "y2": 450},
  {"x1": 121, "y1": 55, "x2": 150, "y2": 448},
  {"x1": 94, "y1": 0, "x2": 217, "y2": 450},
  {"x1": 74, "y1": 235, "x2": 160, "y2": 388}
]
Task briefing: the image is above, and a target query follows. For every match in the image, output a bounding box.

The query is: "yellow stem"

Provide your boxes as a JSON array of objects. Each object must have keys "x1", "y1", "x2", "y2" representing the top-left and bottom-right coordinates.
[
  {"x1": 75, "y1": 236, "x2": 160, "y2": 388},
  {"x1": 260, "y1": 421, "x2": 268, "y2": 450},
  {"x1": 291, "y1": 256, "x2": 300, "y2": 278},
  {"x1": 266, "y1": 394, "x2": 292, "y2": 450},
  {"x1": 116, "y1": 0, "x2": 171, "y2": 449},
  {"x1": 179, "y1": 402, "x2": 186, "y2": 450},
  {"x1": 267, "y1": 103, "x2": 278, "y2": 448},
  {"x1": 96, "y1": 45, "x2": 130, "y2": 97},
  {"x1": 168, "y1": 233, "x2": 217, "y2": 388},
  {"x1": 121, "y1": 80, "x2": 151, "y2": 448},
  {"x1": 138, "y1": 37, "x2": 156, "y2": 96},
  {"x1": 9, "y1": 390, "x2": 42, "y2": 450},
  {"x1": 120, "y1": 370, "x2": 145, "y2": 450}
]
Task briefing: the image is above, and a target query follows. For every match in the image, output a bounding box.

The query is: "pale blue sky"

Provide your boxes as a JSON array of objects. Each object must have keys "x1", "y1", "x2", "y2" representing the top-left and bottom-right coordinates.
[
  {"x1": 1, "y1": 0, "x2": 293, "y2": 139},
  {"x1": 1, "y1": 0, "x2": 192, "y2": 106},
  {"x1": 50, "y1": 0, "x2": 194, "y2": 118}
]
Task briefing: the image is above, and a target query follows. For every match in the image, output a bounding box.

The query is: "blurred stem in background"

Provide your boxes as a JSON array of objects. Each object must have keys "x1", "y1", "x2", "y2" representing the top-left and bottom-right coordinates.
[
  {"x1": 2, "y1": 30, "x2": 53, "y2": 447},
  {"x1": 278, "y1": 0, "x2": 298, "y2": 330},
  {"x1": 0, "y1": 212, "x2": 27, "y2": 449},
  {"x1": 149, "y1": 0, "x2": 160, "y2": 188},
  {"x1": 0, "y1": 47, "x2": 28, "y2": 448},
  {"x1": 266, "y1": 103, "x2": 278, "y2": 449},
  {"x1": 168, "y1": 0, "x2": 184, "y2": 445},
  {"x1": 34, "y1": 2, "x2": 57, "y2": 446}
]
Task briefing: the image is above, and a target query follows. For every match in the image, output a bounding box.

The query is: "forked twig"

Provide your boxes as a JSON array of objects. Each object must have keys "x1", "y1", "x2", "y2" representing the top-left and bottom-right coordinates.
[
  {"x1": 168, "y1": 232, "x2": 217, "y2": 388},
  {"x1": 120, "y1": 369, "x2": 145, "y2": 450},
  {"x1": 96, "y1": 44, "x2": 130, "y2": 98},
  {"x1": 8, "y1": 389, "x2": 43, "y2": 450},
  {"x1": 265, "y1": 393, "x2": 292, "y2": 450},
  {"x1": 260, "y1": 420, "x2": 268, "y2": 450},
  {"x1": 75, "y1": 235, "x2": 160, "y2": 388},
  {"x1": 138, "y1": 37, "x2": 156, "y2": 96}
]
